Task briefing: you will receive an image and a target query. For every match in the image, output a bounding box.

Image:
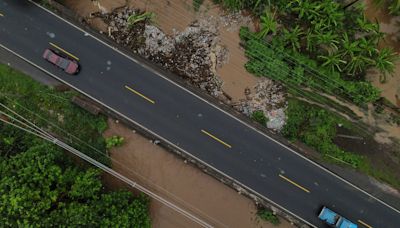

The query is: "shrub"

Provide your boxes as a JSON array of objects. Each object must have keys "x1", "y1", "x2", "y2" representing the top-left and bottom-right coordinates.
[
  {"x1": 257, "y1": 208, "x2": 280, "y2": 225},
  {"x1": 106, "y1": 135, "x2": 125, "y2": 149},
  {"x1": 251, "y1": 110, "x2": 268, "y2": 126}
]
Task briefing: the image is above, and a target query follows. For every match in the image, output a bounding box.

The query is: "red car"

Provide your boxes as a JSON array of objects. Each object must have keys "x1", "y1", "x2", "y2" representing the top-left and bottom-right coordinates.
[{"x1": 43, "y1": 49, "x2": 79, "y2": 74}]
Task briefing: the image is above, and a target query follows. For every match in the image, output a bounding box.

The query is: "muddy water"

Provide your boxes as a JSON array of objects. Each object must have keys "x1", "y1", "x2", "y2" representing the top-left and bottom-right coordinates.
[
  {"x1": 364, "y1": 0, "x2": 400, "y2": 107},
  {"x1": 103, "y1": 119, "x2": 292, "y2": 228}
]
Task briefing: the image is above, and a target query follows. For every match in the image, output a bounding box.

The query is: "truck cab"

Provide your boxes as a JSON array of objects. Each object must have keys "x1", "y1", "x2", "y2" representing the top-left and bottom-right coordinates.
[{"x1": 318, "y1": 206, "x2": 357, "y2": 228}]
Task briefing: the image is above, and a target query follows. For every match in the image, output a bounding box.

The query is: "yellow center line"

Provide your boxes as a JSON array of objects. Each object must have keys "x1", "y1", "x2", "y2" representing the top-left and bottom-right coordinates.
[
  {"x1": 49, "y1": 42, "x2": 79, "y2": 61},
  {"x1": 358, "y1": 220, "x2": 373, "y2": 228},
  {"x1": 125, "y1": 85, "x2": 155, "y2": 104},
  {"x1": 201, "y1": 130, "x2": 232, "y2": 148},
  {"x1": 0, "y1": 12, "x2": 4, "y2": 17},
  {"x1": 279, "y1": 174, "x2": 310, "y2": 193}
]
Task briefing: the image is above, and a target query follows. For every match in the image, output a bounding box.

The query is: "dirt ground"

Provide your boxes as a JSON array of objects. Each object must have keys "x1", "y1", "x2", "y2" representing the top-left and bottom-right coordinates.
[
  {"x1": 62, "y1": 0, "x2": 400, "y2": 222},
  {"x1": 103, "y1": 119, "x2": 292, "y2": 228},
  {"x1": 64, "y1": 0, "x2": 258, "y2": 102}
]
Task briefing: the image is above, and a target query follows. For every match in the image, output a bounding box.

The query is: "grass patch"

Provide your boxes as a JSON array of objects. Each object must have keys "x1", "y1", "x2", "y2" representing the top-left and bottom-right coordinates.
[
  {"x1": 283, "y1": 99, "x2": 365, "y2": 168},
  {"x1": 284, "y1": 99, "x2": 400, "y2": 189},
  {"x1": 0, "y1": 64, "x2": 109, "y2": 165}
]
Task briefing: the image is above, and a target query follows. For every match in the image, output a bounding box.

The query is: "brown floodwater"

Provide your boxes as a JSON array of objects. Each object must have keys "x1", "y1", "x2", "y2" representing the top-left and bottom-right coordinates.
[{"x1": 103, "y1": 119, "x2": 292, "y2": 228}]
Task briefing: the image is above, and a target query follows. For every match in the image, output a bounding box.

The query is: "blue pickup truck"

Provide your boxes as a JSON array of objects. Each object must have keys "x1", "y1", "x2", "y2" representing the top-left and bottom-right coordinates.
[{"x1": 318, "y1": 206, "x2": 358, "y2": 228}]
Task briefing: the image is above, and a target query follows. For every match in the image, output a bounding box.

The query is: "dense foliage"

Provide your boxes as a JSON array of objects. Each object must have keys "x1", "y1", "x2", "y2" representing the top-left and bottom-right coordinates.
[
  {"x1": 0, "y1": 64, "x2": 109, "y2": 164},
  {"x1": 0, "y1": 136, "x2": 150, "y2": 226},
  {"x1": 282, "y1": 99, "x2": 365, "y2": 168},
  {"x1": 221, "y1": 0, "x2": 399, "y2": 105},
  {"x1": 240, "y1": 27, "x2": 381, "y2": 105},
  {"x1": 0, "y1": 64, "x2": 151, "y2": 226}
]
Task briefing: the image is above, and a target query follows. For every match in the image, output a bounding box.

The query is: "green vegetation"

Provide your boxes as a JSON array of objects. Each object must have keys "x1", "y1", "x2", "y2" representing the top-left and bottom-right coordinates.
[
  {"x1": 0, "y1": 64, "x2": 151, "y2": 226},
  {"x1": 212, "y1": 0, "x2": 272, "y2": 15},
  {"x1": 0, "y1": 64, "x2": 109, "y2": 165},
  {"x1": 283, "y1": 99, "x2": 400, "y2": 189},
  {"x1": 283, "y1": 99, "x2": 365, "y2": 168},
  {"x1": 223, "y1": 0, "x2": 399, "y2": 105},
  {"x1": 128, "y1": 12, "x2": 156, "y2": 27},
  {"x1": 257, "y1": 208, "x2": 280, "y2": 225},
  {"x1": 0, "y1": 132, "x2": 150, "y2": 226},
  {"x1": 106, "y1": 135, "x2": 125, "y2": 149},
  {"x1": 193, "y1": 0, "x2": 205, "y2": 12},
  {"x1": 240, "y1": 27, "x2": 381, "y2": 105},
  {"x1": 251, "y1": 110, "x2": 268, "y2": 126},
  {"x1": 373, "y1": 0, "x2": 400, "y2": 15}
]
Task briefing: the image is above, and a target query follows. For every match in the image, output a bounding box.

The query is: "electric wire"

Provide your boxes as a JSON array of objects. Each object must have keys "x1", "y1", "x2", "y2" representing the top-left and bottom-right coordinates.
[
  {"x1": 0, "y1": 104, "x2": 215, "y2": 228},
  {"x1": 0, "y1": 98, "x2": 227, "y2": 228}
]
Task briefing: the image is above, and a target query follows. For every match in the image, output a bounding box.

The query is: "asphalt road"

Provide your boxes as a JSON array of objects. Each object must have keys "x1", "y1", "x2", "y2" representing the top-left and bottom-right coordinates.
[{"x1": 1, "y1": 1, "x2": 399, "y2": 227}]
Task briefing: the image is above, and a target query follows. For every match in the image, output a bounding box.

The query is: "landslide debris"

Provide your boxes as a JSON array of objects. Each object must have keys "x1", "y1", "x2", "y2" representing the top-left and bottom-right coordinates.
[{"x1": 94, "y1": 7, "x2": 228, "y2": 97}]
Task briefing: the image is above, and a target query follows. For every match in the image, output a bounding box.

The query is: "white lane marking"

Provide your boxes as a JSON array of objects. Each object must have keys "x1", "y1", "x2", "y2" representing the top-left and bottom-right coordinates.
[
  {"x1": 0, "y1": 43, "x2": 316, "y2": 228},
  {"x1": 20, "y1": 0, "x2": 400, "y2": 219}
]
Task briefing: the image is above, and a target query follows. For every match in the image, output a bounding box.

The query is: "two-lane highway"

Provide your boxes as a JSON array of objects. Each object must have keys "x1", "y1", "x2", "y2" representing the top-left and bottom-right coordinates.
[{"x1": 1, "y1": 0, "x2": 399, "y2": 227}]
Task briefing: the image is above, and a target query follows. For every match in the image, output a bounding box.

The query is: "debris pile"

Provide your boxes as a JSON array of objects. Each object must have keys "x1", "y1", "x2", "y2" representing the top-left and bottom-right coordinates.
[
  {"x1": 235, "y1": 79, "x2": 287, "y2": 131},
  {"x1": 94, "y1": 8, "x2": 228, "y2": 97},
  {"x1": 96, "y1": 8, "x2": 147, "y2": 50}
]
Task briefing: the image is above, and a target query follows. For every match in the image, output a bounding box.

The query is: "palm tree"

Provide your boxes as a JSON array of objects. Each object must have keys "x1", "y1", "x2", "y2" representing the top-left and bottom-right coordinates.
[
  {"x1": 389, "y1": 0, "x2": 400, "y2": 15},
  {"x1": 358, "y1": 37, "x2": 376, "y2": 57},
  {"x1": 282, "y1": 25, "x2": 304, "y2": 51},
  {"x1": 318, "y1": 51, "x2": 347, "y2": 73},
  {"x1": 256, "y1": 8, "x2": 277, "y2": 39},
  {"x1": 374, "y1": 47, "x2": 399, "y2": 81},
  {"x1": 344, "y1": 54, "x2": 374, "y2": 76},
  {"x1": 288, "y1": 0, "x2": 320, "y2": 21},
  {"x1": 313, "y1": 30, "x2": 339, "y2": 52},
  {"x1": 340, "y1": 33, "x2": 361, "y2": 59},
  {"x1": 320, "y1": 1, "x2": 344, "y2": 28}
]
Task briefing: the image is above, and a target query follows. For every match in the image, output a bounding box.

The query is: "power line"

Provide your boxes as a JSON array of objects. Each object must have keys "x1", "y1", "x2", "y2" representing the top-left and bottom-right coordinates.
[
  {"x1": 0, "y1": 103, "x2": 215, "y2": 228},
  {"x1": 143, "y1": 0, "x2": 383, "y2": 105},
  {"x1": 1, "y1": 96, "x2": 228, "y2": 228}
]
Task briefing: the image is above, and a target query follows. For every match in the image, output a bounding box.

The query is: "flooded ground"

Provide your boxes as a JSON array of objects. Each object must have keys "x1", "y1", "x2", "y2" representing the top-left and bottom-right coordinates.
[
  {"x1": 62, "y1": 0, "x2": 400, "y2": 222},
  {"x1": 364, "y1": 0, "x2": 400, "y2": 107},
  {"x1": 103, "y1": 119, "x2": 292, "y2": 228}
]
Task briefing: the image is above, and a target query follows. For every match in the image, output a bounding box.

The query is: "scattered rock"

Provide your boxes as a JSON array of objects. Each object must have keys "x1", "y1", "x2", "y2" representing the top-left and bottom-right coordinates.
[{"x1": 235, "y1": 78, "x2": 287, "y2": 131}]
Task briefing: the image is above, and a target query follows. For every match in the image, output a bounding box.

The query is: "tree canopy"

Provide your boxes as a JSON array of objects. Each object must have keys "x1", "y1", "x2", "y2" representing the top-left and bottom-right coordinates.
[{"x1": 0, "y1": 130, "x2": 151, "y2": 227}]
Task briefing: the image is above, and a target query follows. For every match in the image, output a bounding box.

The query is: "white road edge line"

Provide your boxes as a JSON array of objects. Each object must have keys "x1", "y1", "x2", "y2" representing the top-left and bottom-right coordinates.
[
  {"x1": 0, "y1": 43, "x2": 315, "y2": 228},
  {"x1": 22, "y1": 0, "x2": 400, "y2": 218}
]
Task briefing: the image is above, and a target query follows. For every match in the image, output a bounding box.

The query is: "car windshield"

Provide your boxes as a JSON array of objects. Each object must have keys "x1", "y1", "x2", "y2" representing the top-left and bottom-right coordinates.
[{"x1": 57, "y1": 57, "x2": 70, "y2": 69}]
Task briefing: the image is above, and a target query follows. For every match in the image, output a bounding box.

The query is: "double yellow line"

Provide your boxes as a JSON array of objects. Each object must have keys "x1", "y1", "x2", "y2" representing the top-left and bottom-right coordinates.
[{"x1": 49, "y1": 42, "x2": 79, "y2": 61}]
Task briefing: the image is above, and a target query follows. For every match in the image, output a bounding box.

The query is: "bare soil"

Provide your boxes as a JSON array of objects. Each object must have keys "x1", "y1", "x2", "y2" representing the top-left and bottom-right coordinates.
[
  {"x1": 66, "y1": 0, "x2": 258, "y2": 102},
  {"x1": 103, "y1": 119, "x2": 292, "y2": 228}
]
